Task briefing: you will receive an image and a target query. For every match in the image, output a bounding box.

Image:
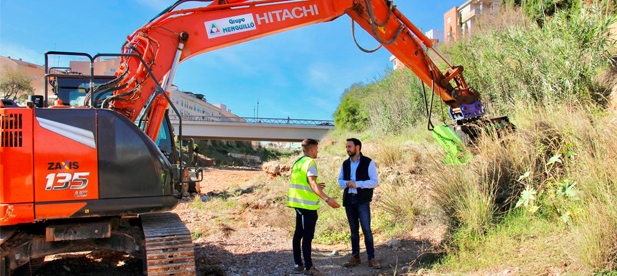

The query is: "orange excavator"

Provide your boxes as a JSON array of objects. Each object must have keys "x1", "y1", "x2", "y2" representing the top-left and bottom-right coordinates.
[{"x1": 0, "y1": 0, "x2": 507, "y2": 275}]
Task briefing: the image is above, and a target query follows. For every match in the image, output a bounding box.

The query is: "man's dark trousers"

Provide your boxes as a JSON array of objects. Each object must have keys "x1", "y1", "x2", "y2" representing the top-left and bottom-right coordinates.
[
  {"x1": 345, "y1": 195, "x2": 375, "y2": 260},
  {"x1": 293, "y1": 208, "x2": 318, "y2": 269}
]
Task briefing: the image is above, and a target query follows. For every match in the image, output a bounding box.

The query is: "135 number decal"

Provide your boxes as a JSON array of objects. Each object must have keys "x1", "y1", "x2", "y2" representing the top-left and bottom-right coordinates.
[{"x1": 45, "y1": 172, "x2": 90, "y2": 191}]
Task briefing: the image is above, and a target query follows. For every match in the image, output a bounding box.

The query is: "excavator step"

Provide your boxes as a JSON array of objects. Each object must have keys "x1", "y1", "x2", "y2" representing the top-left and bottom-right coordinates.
[
  {"x1": 146, "y1": 234, "x2": 192, "y2": 241},
  {"x1": 146, "y1": 249, "x2": 195, "y2": 258},
  {"x1": 0, "y1": 226, "x2": 18, "y2": 246},
  {"x1": 147, "y1": 255, "x2": 195, "y2": 265},
  {"x1": 141, "y1": 212, "x2": 196, "y2": 276},
  {"x1": 149, "y1": 270, "x2": 195, "y2": 276},
  {"x1": 146, "y1": 244, "x2": 194, "y2": 251},
  {"x1": 146, "y1": 238, "x2": 193, "y2": 247}
]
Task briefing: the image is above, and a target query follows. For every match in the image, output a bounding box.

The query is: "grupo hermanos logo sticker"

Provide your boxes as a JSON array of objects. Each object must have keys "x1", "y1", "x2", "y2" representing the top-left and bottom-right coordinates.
[{"x1": 205, "y1": 14, "x2": 256, "y2": 39}]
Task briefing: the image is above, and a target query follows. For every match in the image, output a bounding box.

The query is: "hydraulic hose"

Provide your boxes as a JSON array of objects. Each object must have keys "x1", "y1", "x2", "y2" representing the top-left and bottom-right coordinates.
[
  {"x1": 362, "y1": 0, "x2": 404, "y2": 45},
  {"x1": 351, "y1": 19, "x2": 382, "y2": 53}
]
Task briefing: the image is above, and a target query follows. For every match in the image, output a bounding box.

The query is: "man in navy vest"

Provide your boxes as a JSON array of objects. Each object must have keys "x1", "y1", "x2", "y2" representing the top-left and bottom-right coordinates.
[{"x1": 338, "y1": 138, "x2": 381, "y2": 269}]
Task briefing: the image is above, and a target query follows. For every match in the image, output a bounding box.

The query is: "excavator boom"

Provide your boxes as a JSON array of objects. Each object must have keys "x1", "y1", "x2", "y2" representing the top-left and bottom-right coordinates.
[{"x1": 107, "y1": 0, "x2": 485, "y2": 141}]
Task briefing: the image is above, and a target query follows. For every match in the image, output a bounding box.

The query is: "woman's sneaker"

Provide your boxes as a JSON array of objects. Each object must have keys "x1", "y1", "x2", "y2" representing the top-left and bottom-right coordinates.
[
  {"x1": 303, "y1": 266, "x2": 325, "y2": 276},
  {"x1": 292, "y1": 264, "x2": 305, "y2": 274}
]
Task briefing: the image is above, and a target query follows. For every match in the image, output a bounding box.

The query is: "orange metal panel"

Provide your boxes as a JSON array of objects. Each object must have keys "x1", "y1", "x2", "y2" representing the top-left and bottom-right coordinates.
[
  {"x1": 0, "y1": 108, "x2": 34, "y2": 204},
  {"x1": 0, "y1": 203, "x2": 34, "y2": 226},
  {"x1": 33, "y1": 117, "x2": 99, "y2": 204},
  {"x1": 35, "y1": 202, "x2": 87, "y2": 220}
]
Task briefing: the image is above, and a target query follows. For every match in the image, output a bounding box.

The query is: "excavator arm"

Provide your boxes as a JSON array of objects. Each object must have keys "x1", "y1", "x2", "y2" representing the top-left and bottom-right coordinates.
[{"x1": 104, "y1": 0, "x2": 484, "y2": 141}]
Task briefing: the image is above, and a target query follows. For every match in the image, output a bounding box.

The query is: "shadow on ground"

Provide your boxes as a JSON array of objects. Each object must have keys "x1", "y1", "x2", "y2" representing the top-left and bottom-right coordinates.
[
  {"x1": 195, "y1": 238, "x2": 437, "y2": 276},
  {"x1": 13, "y1": 251, "x2": 143, "y2": 276}
]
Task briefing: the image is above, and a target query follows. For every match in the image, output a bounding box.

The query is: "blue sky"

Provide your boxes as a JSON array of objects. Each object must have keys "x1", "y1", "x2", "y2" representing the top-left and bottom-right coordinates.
[{"x1": 0, "y1": 0, "x2": 462, "y2": 120}]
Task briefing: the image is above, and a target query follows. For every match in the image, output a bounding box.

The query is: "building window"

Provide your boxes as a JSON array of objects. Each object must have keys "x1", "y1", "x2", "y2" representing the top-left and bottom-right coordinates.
[{"x1": 447, "y1": 17, "x2": 451, "y2": 24}]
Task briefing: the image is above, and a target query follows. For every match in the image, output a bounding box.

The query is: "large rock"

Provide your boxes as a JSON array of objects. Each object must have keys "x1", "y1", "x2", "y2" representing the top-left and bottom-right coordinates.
[
  {"x1": 263, "y1": 161, "x2": 292, "y2": 177},
  {"x1": 195, "y1": 153, "x2": 216, "y2": 167},
  {"x1": 387, "y1": 238, "x2": 401, "y2": 249}
]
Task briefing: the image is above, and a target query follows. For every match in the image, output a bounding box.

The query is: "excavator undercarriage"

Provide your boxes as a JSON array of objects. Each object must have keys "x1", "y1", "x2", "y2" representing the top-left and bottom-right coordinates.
[{"x1": 1, "y1": 213, "x2": 194, "y2": 276}]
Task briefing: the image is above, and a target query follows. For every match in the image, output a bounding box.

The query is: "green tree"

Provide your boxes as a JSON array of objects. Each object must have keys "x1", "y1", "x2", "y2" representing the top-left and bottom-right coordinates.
[
  {"x1": 524, "y1": 0, "x2": 581, "y2": 26},
  {"x1": 333, "y1": 87, "x2": 369, "y2": 132},
  {"x1": 0, "y1": 66, "x2": 34, "y2": 100},
  {"x1": 501, "y1": 0, "x2": 521, "y2": 8}
]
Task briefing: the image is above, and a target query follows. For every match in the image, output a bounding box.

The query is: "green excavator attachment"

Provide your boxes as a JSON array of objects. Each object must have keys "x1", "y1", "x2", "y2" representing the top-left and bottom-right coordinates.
[
  {"x1": 432, "y1": 125, "x2": 472, "y2": 164},
  {"x1": 433, "y1": 116, "x2": 514, "y2": 164}
]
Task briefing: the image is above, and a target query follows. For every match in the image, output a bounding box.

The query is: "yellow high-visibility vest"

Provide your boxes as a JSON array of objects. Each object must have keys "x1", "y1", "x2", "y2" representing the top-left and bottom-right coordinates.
[{"x1": 287, "y1": 156, "x2": 320, "y2": 210}]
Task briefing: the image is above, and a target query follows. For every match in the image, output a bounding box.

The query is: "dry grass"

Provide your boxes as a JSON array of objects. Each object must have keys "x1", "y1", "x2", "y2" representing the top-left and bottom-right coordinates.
[
  {"x1": 474, "y1": 6, "x2": 527, "y2": 36},
  {"x1": 566, "y1": 114, "x2": 617, "y2": 271}
]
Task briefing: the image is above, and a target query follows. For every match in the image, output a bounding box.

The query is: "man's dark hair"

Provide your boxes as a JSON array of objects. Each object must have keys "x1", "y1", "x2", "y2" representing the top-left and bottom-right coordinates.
[
  {"x1": 302, "y1": 139, "x2": 319, "y2": 153},
  {"x1": 347, "y1": 138, "x2": 362, "y2": 150}
]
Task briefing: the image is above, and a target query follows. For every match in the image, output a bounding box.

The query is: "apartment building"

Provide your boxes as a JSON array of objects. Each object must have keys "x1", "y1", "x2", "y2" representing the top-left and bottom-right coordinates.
[
  {"x1": 0, "y1": 55, "x2": 124, "y2": 105},
  {"x1": 70, "y1": 57, "x2": 121, "y2": 76},
  {"x1": 445, "y1": 0, "x2": 500, "y2": 43},
  {"x1": 389, "y1": 55, "x2": 407, "y2": 70},
  {"x1": 168, "y1": 85, "x2": 240, "y2": 121},
  {"x1": 0, "y1": 56, "x2": 46, "y2": 96},
  {"x1": 425, "y1": 29, "x2": 445, "y2": 45}
]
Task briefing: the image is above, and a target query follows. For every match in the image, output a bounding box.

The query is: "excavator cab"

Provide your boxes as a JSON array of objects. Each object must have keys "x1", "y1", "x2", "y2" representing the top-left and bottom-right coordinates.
[{"x1": 47, "y1": 69, "x2": 181, "y2": 163}]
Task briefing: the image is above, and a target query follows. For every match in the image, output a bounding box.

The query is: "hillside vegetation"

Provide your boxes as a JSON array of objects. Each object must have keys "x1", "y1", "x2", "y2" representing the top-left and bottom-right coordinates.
[
  {"x1": 325, "y1": 3, "x2": 617, "y2": 274},
  {"x1": 189, "y1": 140, "x2": 299, "y2": 166}
]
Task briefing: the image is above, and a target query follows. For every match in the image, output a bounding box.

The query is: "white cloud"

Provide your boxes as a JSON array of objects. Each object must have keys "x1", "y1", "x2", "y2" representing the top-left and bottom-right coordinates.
[{"x1": 0, "y1": 41, "x2": 44, "y2": 65}]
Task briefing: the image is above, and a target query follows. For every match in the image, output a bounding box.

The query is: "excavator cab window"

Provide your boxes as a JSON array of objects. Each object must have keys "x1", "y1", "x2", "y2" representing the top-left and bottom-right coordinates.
[
  {"x1": 52, "y1": 76, "x2": 115, "y2": 107},
  {"x1": 156, "y1": 112, "x2": 176, "y2": 163}
]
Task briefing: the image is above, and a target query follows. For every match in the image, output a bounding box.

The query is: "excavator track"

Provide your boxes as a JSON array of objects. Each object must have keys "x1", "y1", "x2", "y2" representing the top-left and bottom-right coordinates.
[{"x1": 141, "y1": 212, "x2": 196, "y2": 276}]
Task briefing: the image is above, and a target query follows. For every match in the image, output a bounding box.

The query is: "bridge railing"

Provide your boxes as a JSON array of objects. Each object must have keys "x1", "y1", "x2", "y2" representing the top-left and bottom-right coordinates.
[{"x1": 169, "y1": 115, "x2": 335, "y2": 126}]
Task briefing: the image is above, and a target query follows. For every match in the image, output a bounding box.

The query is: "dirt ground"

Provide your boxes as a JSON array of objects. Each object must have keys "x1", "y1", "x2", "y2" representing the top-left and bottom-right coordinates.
[
  {"x1": 176, "y1": 167, "x2": 435, "y2": 276},
  {"x1": 17, "y1": 167, "x2": 433, "y2": 276}
]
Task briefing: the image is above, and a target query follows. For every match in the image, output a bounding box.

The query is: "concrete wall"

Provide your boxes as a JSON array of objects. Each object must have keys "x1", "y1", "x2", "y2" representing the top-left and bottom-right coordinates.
[{"x1": 173, "y1": 120, "x2": 333, "y2": 142}]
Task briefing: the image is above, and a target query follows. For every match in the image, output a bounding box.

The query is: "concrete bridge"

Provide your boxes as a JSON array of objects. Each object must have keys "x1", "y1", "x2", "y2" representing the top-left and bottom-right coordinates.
[{"x1": 169, "y1": 115, "x2": 335, "y2": 142}]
